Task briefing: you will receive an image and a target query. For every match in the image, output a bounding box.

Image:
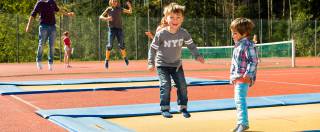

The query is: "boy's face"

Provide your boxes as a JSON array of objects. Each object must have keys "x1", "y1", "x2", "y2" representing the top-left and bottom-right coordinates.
[
  {"x1": 231, "y1": 29, "x2": 245, "y2": 43},
  {"x1": 166, "y1": 12, "x2": 184, "y2": 31},
  {"x1": 111, "y1": 0, "x2": 119, "y2": 7}
]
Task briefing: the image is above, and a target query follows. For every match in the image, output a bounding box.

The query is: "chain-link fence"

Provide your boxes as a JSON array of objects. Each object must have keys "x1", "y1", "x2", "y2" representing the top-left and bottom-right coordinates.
[{"x1": 0, "y1": 13, "x2": 319, "y2": 63}]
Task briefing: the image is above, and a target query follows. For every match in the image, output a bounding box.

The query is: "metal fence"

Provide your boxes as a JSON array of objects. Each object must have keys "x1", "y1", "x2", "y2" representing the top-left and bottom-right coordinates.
[{"x1": 0, "y1": 13, "x2": 319, "y2": 63}]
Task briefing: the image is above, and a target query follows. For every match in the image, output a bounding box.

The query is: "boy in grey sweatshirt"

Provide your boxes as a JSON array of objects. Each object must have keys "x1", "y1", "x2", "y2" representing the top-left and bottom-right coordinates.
[{"x1": 147, "y1": 2, "x2": 205, "y2": 118}]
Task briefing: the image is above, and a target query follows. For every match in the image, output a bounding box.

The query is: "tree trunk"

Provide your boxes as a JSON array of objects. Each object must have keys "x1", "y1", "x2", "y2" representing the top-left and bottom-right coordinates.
[
  {"x1": 283, "y1": 0, "x2": 286, "y2": 17},
  {"x1": 271, "y1": 0, "x2": 273, "y2": 38}
]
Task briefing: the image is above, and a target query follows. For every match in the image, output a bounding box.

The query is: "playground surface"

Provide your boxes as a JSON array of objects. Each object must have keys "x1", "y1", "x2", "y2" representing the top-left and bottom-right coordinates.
[{"x1": 0, "y1": 57, "x2": 319, "y2": 131}]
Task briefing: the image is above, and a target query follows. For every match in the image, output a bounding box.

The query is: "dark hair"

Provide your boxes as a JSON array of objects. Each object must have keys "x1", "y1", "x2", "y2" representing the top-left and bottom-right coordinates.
[{"x1": 230, "y1": 18, "x2": 255, "y2": 36}]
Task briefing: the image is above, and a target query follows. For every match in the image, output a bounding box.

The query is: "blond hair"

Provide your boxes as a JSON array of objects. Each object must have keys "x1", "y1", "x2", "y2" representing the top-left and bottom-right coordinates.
[
  {"x1": 253, "y1": 34, "x2": 258, "y2": 43},
  {"x1": 163, "y1": 2, "x2": 185, "y2": 16},
  {"x1": 159, "y1": 17, "x2": 168, "y2": 27},
  {"x1": 63, "y1": 31, "x2": 69, "y2": 36},
  {"x1": 230, "y1": 18, "x2": 255, "y2": 36},
  {"x1": 62, "y1": 31, "x2": 69, "y2": 40}
]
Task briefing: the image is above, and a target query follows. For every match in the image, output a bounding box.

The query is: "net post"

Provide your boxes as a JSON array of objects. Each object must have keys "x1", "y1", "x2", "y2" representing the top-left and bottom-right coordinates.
[{"x1": 291, "y1": 39, "x2": 296, "y2": 68}]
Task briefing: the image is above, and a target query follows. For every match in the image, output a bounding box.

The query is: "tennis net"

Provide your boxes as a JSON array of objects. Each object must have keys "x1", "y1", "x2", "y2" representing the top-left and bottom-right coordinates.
[{"x1": 182, "y1": 40, "x2": 295, "y2": 68}]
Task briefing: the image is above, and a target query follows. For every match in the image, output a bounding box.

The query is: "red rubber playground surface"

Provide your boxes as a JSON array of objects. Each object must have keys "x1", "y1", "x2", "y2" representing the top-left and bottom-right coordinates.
[{"x1": 0, "y1": 57, "x2": 319, "y2": 131}]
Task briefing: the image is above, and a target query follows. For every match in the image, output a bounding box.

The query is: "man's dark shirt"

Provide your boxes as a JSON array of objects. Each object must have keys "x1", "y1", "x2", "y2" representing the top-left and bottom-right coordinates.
[{"x1": 31, "y1": 0, "x2": 59, "y2": 25}]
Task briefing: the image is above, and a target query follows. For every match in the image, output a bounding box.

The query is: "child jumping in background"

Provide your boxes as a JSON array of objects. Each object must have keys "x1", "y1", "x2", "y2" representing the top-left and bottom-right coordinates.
[
  {"x1": 252, "y1": 34, "x2": 261, "y2": 63},
  {"x1": 252, "y1": 34, "x2": 258, "y2": 44},
  {"x1": 99, "y1": 0, "x2": 132, "y2": 69},
  {"x1": 62, "y1": 31, "x2": 72, "y2": 68},
  {"x1": 229, "y1": 18, "x2": 258, "y2": 132},
  {"x1": 147, "y1": 2, "x2": 205, "y2": 118},
  {"x1": 145, "y1": 4, "x2": 171, "y2": 39}
]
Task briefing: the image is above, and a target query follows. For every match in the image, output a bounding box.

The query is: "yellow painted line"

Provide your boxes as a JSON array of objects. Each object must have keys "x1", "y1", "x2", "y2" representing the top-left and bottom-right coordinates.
[
  {"x1": 19, "y1": 81, "x2": 159, "y2": 91},
  {"x1": 10, "y1": 95, "x2": 42, "y2": 110},
  {"x1": 107, "y1": 103, "x2": 320, "y2": 132}
]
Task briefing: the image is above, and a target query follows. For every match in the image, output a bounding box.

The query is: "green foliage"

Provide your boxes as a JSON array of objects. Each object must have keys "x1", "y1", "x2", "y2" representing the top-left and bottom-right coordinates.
[
  {"x1": 290, "y1": 1, "x2": 315, "y2": 57},
  {"x1": 0, "y1": 0, "x2": 36, "y2": 14}
]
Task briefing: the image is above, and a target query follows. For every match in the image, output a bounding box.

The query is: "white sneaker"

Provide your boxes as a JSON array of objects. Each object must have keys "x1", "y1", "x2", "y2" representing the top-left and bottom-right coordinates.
[
  {"x1": 48, "y1": 63, "x2": 53, "y2": 71},
  {"x1": 232, "y1": 124, "x2": 249, "y2": 132},
  {"x1": 36, "y1": 62, "x2": 42, "y2": 70}
]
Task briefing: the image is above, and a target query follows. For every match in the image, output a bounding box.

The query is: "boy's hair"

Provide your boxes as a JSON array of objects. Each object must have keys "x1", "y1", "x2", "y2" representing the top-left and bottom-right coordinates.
[
  {"x1": 230, "y1": 18, "x2": 255, "y2": 36},
  {"x1": 63, "y1": 31, "x2": 69, "y2": 36},
  {"x1": 160, "y1": 17, "x2": 168, "y2": 26},
  {"x1": 163, "y1": 2, "x2": 185, "y2": 16}
]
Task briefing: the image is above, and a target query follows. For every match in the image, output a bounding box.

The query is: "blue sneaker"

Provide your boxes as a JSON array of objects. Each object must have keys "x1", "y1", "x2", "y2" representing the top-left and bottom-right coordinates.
[
  {"x1": 104, "y1": 60, "x2": 109, "y2": 69},
  {"x1": 161, "y1": 111, "x2": 173, "y2": 118},
  {"x1": 180, "y1": 109, "x2": 191, "y2": 118}
]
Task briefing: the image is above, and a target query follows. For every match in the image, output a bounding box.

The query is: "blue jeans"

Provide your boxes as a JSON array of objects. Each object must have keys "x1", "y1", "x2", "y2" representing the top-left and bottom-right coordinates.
[
  {"x1": 157, "y1": 66, "x2": 188, "y2": 111},
  {"x1": 37, "y1": 24, "x2": 56, "y2": 64},
  {"x1": 234, "y1": 83, "x2": 249, "y2": 126},
  {"x1": 107, "y1": 27, "x2": 125, "y2": 50}
]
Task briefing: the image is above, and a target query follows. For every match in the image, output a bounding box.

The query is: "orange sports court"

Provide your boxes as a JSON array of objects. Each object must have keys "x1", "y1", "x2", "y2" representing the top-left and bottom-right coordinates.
[{"x1": 0, "y1": 56, "x2": 320, "y2": 132}]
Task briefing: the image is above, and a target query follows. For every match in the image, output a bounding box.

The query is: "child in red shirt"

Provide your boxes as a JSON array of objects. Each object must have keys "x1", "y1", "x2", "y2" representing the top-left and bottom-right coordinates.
[{"x1": 63, "y1": 31, "x2": 72, "y2": 68}]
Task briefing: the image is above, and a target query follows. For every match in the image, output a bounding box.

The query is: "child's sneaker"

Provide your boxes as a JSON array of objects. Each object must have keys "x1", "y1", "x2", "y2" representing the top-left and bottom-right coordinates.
[
  {"x1": 232, "y1": 124, "x2": 249, "y2": 132},
  {"x1": 171, "y1": 80, "x2": 176, "y2": 87},
  {"x1": 65, "y1": 65, "x2": 72, "y2": 68},
  {"x1": 48, "y1": 63, "x2": 53, "y2": 71},
  {"x1": 124, "y1": 57, "x2": 129, "y2": 66},
  {"x1": 180, "y1": 109, "x2": 191, "y2": 118},
  {"x1": 36, "y1": 62, "x2": 42, "y2": 70},
  {"x1": 104, "y1": 60, "x2": 109, "y2": 69},
  {"x1": 161, "y1": 110, "x2": 173, "y2": 118}
]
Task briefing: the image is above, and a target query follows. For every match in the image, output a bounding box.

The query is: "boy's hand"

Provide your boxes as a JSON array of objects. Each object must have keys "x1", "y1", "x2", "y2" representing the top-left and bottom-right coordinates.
[
  {"x1": 147, "y1": 65, "x2": 155, "y2": 71},
  {"x1": 126, "y1": 1, "x2": 132, "y2": 8},
  {"x1": 101, "y1": 16, "x2": 112, "y2": 21},
  {"x1": 196, "y1": 56, "x2": 205, "y2": 64},
  {"x1": 145, "y1": 32, "x2": 154, "y2": 39},
  {"x1": 66, "y1": 12, "x2": 75, "y2": 17},
  {"x1": 123, "y1": 1, "x2": 132, "y2": 14},
  {"x1": 106, "y1": 16, "x2": 112, "y2": 21}
]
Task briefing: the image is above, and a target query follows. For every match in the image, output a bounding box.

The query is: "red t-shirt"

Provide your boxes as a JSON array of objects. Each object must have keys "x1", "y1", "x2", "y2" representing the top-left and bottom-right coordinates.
[{"x1": 63, "y1": 37, "x2": 71, "y2": 47}]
